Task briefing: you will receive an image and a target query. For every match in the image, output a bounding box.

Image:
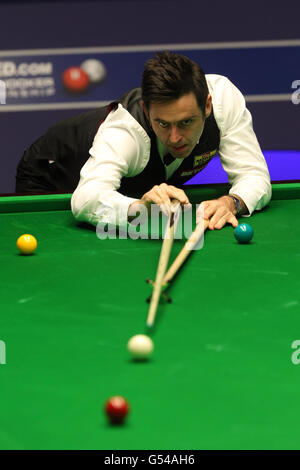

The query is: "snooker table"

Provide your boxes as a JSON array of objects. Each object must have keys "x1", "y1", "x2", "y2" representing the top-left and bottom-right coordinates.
[{"x1": 1, "y1": 182, "x2": 300, "y2": 451}]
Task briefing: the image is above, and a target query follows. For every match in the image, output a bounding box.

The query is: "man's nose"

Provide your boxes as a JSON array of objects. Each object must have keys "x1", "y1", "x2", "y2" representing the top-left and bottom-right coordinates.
[{"x1": 168, "y1": 126, "x2": 182, "y2": 144}]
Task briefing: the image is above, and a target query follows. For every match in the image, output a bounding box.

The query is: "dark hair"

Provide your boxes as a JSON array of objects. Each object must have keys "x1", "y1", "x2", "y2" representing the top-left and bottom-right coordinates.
[{"x1": 142, "y1": 51, "x2": 209, "y2": 115}]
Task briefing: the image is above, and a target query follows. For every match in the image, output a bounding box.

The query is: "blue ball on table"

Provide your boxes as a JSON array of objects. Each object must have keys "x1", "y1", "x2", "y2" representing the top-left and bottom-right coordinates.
[{"x1": 234, "y1": 223, "x2": 254, "y2": 244}]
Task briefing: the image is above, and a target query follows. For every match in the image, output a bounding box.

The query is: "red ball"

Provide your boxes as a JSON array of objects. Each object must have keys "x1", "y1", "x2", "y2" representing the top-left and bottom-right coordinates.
[
  {"x1": 62, "y1": 66, "x2": 90, "y2": 93},
  {"x1": 105, "y1": 396, "x2": 129, "y2": 424}
]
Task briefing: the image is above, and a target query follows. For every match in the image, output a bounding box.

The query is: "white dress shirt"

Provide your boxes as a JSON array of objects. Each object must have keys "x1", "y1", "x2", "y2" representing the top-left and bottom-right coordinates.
[{"x1": 71, "y1": 74, "x2": 271, "y2": 227}]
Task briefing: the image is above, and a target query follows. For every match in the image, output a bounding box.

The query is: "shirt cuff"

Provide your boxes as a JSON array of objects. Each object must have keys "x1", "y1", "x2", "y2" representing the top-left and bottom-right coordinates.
[{"x1": 229, "y1": 178, "x2": 272, "y2": 216}]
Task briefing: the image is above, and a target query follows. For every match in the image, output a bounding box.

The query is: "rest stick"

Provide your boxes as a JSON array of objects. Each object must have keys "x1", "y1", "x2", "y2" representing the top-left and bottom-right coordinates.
[
  {"x1": 146, "y1": 206, "x2": 177, "y2": 328},
  {"x1": 162, "y1": 218, "x2": 209, "y2": 285}
]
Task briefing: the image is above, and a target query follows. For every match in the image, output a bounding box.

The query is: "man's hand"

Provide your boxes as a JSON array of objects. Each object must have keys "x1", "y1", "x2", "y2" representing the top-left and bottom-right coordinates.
[
  {"x1": 196, "y1": 195, "x2": 246, "y2": 230},
  {"x1": 128, "y1": 183, "x2": 191, "y2": 219}
]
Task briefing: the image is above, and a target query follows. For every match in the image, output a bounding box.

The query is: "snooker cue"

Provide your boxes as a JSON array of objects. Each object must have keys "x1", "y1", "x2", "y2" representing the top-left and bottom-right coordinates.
[
  {"x1": 162, "y1": 218, "x2": 210, "y2": 285},
  {"x1": 146, "y1": 203, "x2": 178, "y2": 328}
]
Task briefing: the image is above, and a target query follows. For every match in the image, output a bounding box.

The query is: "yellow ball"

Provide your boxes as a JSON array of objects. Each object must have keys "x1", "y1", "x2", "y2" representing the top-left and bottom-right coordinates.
[{"x1": 16, "y1": 234, "x2": 37, "y2": 255}]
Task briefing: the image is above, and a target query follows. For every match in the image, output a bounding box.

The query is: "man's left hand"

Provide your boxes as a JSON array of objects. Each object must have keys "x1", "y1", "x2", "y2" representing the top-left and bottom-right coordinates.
[{"x1": 196, "y1": 195, "x2": 241, "y2": 230}]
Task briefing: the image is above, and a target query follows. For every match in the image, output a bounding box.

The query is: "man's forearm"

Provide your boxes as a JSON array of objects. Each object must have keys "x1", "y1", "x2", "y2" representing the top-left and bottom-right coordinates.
[{"x1": 218, "y1": 194, "x2": 249, "y2": 217}]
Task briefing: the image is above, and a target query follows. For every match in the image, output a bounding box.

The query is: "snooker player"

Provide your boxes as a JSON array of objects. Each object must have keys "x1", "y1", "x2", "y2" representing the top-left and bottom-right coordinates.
[{"x1": 16, "y1": 51, "x2": 271, "y2": 230}]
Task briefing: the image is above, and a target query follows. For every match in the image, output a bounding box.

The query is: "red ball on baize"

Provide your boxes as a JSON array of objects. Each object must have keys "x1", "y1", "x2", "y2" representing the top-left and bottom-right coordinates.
[
  {"x1": 104, "y1": 396, "x2": 129, "y2": 424},
  {"x1": 62, "y1": 66, "x2": 90, "y2": 93}
]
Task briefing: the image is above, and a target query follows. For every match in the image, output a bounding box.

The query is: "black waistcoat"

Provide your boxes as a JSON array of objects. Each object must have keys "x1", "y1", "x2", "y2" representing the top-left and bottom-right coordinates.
[{"x1": 16, "y1": 87, "x2": 220, "y2": 194}]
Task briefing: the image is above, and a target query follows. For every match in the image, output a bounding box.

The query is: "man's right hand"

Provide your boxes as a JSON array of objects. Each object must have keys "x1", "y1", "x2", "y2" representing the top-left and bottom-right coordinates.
[{"x1": 128, "y1": 183, "x2": 191, "y2": 220}]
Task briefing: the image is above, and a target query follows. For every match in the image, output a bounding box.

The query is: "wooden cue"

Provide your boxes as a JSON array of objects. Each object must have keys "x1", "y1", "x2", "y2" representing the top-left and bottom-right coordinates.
[
  {"x1": 146, "y1": 205, "x2": 177, "y2": 328},
  {"x1": 162, "y1": 218, "x2": 210, "y2": 285}
]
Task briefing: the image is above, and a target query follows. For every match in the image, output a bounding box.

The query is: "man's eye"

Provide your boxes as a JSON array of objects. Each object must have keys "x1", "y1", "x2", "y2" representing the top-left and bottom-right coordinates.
[
  {"x1": 159, "y1": 122, "x2": 169, "y2": 128},
  {"x1": 181, "y1": 119, "x2": 192, "y2": 126}
]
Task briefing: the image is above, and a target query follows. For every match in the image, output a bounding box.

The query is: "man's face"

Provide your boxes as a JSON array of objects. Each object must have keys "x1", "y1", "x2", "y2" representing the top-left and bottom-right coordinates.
[{"x1": 144, "y1": 92, "x2": 212, "y2": 159}]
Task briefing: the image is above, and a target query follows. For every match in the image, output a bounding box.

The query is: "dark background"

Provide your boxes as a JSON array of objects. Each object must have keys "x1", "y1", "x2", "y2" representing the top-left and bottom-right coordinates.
[{"x1": 0, "y1": 0, "x2": 299, "y2": 193}]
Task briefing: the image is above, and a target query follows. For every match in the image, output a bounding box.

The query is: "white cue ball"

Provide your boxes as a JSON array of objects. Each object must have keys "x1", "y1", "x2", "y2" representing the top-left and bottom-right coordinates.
[
  {"x1": 80, "y1": 59, "x2": 107, "y2": 83},
  {"x1": 127, "y1": 334, "x2": 154, "y2": 360}
]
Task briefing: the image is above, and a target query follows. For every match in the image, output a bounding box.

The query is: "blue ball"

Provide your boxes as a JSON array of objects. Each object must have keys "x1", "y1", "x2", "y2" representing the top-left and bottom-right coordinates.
[{"x1": 234, "y1": 223, "x2": 254, "y2": 244}]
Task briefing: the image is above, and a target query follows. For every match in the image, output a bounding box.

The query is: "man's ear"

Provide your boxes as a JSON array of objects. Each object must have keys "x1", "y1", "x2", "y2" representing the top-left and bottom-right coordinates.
[
  {"x1": 142, "y1": 101, "x2": 150, "y2": 119},
  {"x1": 205, "y1": 94, "x2": 212, "y2": 118}
]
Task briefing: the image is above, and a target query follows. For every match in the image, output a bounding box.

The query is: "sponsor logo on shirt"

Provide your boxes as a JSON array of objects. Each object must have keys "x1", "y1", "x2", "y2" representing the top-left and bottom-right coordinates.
[
  {"x1": 178, "y1": 149, "x2": 217, "y2": 178},
  {"x1": 193, "y1": 149, "x2": 217, "y2": 168}
]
